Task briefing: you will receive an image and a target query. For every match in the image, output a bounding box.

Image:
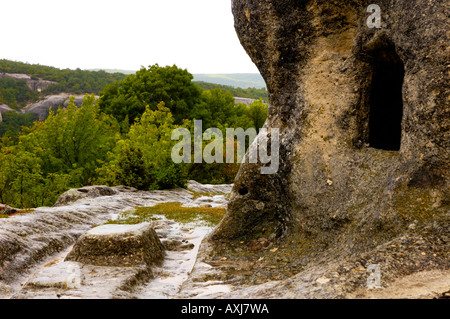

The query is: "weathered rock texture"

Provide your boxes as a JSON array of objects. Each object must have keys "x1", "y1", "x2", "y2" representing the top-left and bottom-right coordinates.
[
  {"x1": 22, "y1": 94, "x2": 90, "y2": 121},
  {"x1": 53, "y1": 185, "x2": 123, "y2": 207},
  {"x1": 211, "y1": 0, "x2": 449, "y2": 279},
  {"x1": 0, "y1": 182, "x2": 233, "y2": 299},
  {"x1": 0, "y1": 185, "x2": 191, "y2": 286},
  {"x1": 65, "y1": 223, "x2": 165, "y2": 267},
  {"x1": 187, "y1": 180, "x2": 233, "y2": 194}
]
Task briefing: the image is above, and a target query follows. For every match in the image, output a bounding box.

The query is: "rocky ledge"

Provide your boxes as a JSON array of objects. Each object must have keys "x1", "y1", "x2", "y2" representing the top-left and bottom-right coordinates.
[
  {"x1": 0, "y1": 180, "x2": 448, "y2": 299},
  {"x1": 0, "y1": 181, "x2": 232, "y2": 299},
  {"x1": 65, "y1": 223, "x2": 165, "y2": 267}
]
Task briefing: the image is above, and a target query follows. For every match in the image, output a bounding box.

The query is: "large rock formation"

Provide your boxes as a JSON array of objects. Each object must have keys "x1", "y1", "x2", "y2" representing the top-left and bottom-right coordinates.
[
  {"x1": 22, "y1": 94, "x2": 88, "y2": 121},
  {"x1": 0, "y1": 94, "x2": 89, "y2": 122},
  {"x1": 65, "y1": 223, "x2": 165, "y2": 267},
  {"x1": 212, "y1": 0, "x2": 449, "y2": 274}
]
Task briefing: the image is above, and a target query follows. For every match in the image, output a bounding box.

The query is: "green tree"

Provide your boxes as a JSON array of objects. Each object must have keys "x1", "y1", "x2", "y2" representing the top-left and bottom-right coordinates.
[
  {"x1": 114, "y1": 146, "x2": 155, "y2": 190},
  {"x1": 0, "y1": 147, "x2": 17, "y2": 204},
  {"x1": 96, "y1": 102, "x2": 188, "y2": 190},
  {"x1": 195, "y1": 81, "x2": 268, "y2": 101},
  {"x1": 0, "y1": 59, "x2": 126, "y2": 96},
  {"x1": 18, "y1": 94, "x2": 120, "y2": 187},
  {"x1": 0, "y1": 145, "x2": 73, "y2": 208},
  {"x1": 198, "y1": 88, "x2": 237, "y2": 129},
  {"x1": 0, "y1": 111, "x2": 38, "y2": 138},
  {"x1": 245, "y1": 99, "x2": 268, "y2": 129},
  {"x1": 99, "y1": 64, "x2": 205, "y2": 126},
  {"x1": 7, "y1": 150, "x2": 43, "y2": 208},
  {"x1": 0, "y1": 78, "x2": 39, "y2": 110},
  {"x1": 0, "y1": 95, "x2": 120, "y2": 208}
]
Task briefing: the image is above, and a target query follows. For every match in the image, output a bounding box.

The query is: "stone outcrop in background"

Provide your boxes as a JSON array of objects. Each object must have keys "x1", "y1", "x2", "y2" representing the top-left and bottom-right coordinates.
[
  {"x1": 0, "y1": 72, "x2": 91, "y2": 121},
  {"x1": 0, "y1": 94, "x2": 88, "y2": 122},
  {"x1": 0, "y1": 73, "x2": 56, "y2": 93},
  {"x1": 213, "y1": 0, "x2": 448, "y2": 270},
  {"x1": 22, "y1": 94, "x2": 90, "y2": 121}
]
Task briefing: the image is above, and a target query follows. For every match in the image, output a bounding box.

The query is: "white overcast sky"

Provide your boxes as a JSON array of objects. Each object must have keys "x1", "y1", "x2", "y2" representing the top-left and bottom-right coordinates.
[{"x1": 0, "y1": 0, "x2": 259, "y2": 74}]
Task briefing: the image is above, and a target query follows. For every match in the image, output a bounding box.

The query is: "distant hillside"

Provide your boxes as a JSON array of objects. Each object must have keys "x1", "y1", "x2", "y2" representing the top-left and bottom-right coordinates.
[
  {"x1": 193, "y1": 73, "x2": 266, "y2": 89},
  {"x1": 194, "y1": 81, "x2": 268, "y2": 101},
  {"x1": 93, "y1": 69, "x2": 268, "y2": 89},
  {"x1": 88, "y1": 68, "x2": 136, "y2": 75},
  {"x1": 0, "y1": 60, "x2": 126, "y2": 109},
  {"x1": 92, "y1": 68, "x2": 268, "y2": 99}
]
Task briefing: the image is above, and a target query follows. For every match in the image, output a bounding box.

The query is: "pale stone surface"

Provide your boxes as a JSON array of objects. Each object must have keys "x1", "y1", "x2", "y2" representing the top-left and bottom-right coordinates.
[
  {"x1": 207, "y1": 0, "x2": 449, "y2": 299},
  {"x1": 1, "y1": 180, "x2": 448, "y2": 299},
  {"x1": 0, "y1": 182, "x2": 232, "y2": 299},
  {"x1": 0, "y1": 184, "x2": 193, "y2": 286},
  {"x1": 21, "y1": 94, "x2": 89, "y2": 121},
  {"x1": 187, "y1": 180, "x2": 233, "y2": 194},
  {"x1": 53, "y1": 185, "x2": 120, "y2": 207},
  {"x1": 65, "y1": 223, "x2": 165, "y2": 267},
  {"x1": 25, "y1": 261, "x2": 82, "y2": 289}
]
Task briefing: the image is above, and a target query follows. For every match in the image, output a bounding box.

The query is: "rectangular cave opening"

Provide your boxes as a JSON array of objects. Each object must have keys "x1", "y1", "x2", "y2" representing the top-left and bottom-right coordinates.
[{"x1": 368, "y1": 45, "x2": 405, "y2": 151}]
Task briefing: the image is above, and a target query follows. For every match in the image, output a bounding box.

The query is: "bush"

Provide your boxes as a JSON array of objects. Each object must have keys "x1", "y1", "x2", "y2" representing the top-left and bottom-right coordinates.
[
  {"x1": 0, "y1": 95, "x2": 119, "y2": 208},
  {"x1": 115, "y1": 146, "x2": 155, "y2": 190},
  {"x1": 96, "y1": 102, "x2": 189, "y2": 190},
  {"x1": 99, "y1": 64, "x2": 204, "y2": 126}
]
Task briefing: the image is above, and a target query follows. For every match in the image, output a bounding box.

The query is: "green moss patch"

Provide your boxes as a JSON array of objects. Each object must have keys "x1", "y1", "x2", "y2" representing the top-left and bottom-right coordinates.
[{"x1": 108, "y1": 202, "x2": 226, "y2": 226}]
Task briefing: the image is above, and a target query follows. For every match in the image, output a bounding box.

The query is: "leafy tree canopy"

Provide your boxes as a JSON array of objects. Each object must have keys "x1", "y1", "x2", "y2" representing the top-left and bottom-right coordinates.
[
  {"x1": 194, "y1": 81, "x2": 268, "y2": 101},
  {"x1": 0, "y1": 59, "x2": 127, "y2": 106},
  {"x1": 99, "y1": 64, "x2": 204, "y2": 126},
  {"x1": 96, "y1": 102, "x2": 189, "y2": 190},
  {"x1": 0, "y1": 95, "x2": 121, "y2": 208},
  {"x1": 0, "y1": 77, "x2": 39, "y2": 109}
]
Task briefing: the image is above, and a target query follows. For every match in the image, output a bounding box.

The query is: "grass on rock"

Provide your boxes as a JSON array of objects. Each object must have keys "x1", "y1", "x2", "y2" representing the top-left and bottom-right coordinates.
[{"x1": 107, "y1": 202, "x2": 226, "y2": 226}]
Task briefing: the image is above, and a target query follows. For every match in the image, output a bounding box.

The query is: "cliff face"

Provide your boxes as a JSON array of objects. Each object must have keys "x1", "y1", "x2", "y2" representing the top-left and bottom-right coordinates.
[
  {"x1": 212, "y1": 0, "x2": 449, "y2": 264},
  {"x1": 0, "y1": 73, "x2": 56, "y2": 93},
  {"x1": 22, "y1": 94, "x2": 88, "y2": 121}
]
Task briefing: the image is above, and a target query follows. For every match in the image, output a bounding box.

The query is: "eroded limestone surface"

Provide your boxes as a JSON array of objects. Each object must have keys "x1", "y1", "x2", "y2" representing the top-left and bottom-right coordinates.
[
  {"x1": 0, "y1": 181, "x2": 230, "y2": 299},
  {"x1": 0, "y1": 177, "x2": 448, "y2": 299},
  {"x1": 207, "y1": 0, "x2": 448, "y2": 296},
  {"x1": 65, "y1": 223, "x2": 165, "y2": 267}
]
